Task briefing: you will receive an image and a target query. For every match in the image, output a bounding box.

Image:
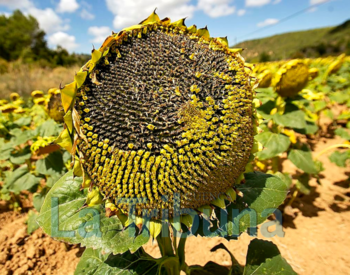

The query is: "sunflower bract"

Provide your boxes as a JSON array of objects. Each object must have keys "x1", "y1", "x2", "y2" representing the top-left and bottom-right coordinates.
[{"x1": 69, "y1": 13, "x2": 256, "y2": 216}]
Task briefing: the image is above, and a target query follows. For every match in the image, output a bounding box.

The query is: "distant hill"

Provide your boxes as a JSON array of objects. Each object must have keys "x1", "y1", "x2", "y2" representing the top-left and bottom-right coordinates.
[{"x1": 234, "y1": 19, "x2": 350, "y2": 62}]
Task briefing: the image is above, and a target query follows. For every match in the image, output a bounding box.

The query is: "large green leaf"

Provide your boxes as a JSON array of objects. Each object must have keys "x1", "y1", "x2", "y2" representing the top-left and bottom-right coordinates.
[
  {"x1": 10, "y1": 129, "x2": 36, "y2": 147},
  {"x1": 272, "y1": 105, "x2": 307, "y2": 129},
  {"x1": 219, "y1": 172, "x2": 288, "y2": 237},
  {"x1": 0, "y1": 141, "x2": 14, "y2": 160},
  {"x1": 313, "y1": 101, "x2": 327, "y2": 112},
  {"x1": 13, "y1": 116, "x2": 32, "y2": 127},
  {"x1": 329, "y1": 150, "x2": 350, "y2": 167},
  {"x1": 75, "y1": 248, "x2": 158, "y2": 275},
  {"x1": 255, "y1": 132, "x2": 291, "y2": 160},
  {"x1": 288, "y1": 148, "x2": 318, "y2": 174},
  {"x1": 27, "y1": 210, "x2": 40, "y2": 235},
  {"x1": 9, "y1": 146, "x2": 31, "y2": 165},
  {"x1": 244, "y1": 239, "x2": 296, "y2": 275},
  {"x1": 4, "y1": 166, "x2": 40, "y2": 194},
  {"x1": 36, "y1": 151, "x2": 65, "y2": 177},
  {"x1": 37, "y1": 171, "x2": 150, "y2": 254},
  {"x1": 335, "y1": 128, "x2": 350, "y2": 140},
  {"x1": 34, "y1": 119, "x2": 61, "y2": 137}
]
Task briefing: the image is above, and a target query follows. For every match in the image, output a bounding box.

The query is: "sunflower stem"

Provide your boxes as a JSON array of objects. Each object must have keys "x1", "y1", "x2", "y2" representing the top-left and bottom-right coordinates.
[{"x1": 156, "y1": 225, "x2": 175, "y2": 257}]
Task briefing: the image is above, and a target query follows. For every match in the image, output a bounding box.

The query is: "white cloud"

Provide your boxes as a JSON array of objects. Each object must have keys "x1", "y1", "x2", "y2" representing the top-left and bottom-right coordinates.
[
  {"x1": 310, "y1": 0, "x2": 328, "y2": 4},
  {"x1": 80, "y1": 8, "x2": 95, "y2": 20},
  {"x1": 257, "y1": 18, "x2": 279, "y2": 27},
  {"x1": 0, "y1": 11, "x2": 10, "y2": 17},
  {"x1": 308, "y1": 7, "x2": 317, "y2": 12},
  {"x1": 88, "y1": 26, "x2": 112, "y2": 44},
  {"x1": 56, "y1": 0, "x2": 79, "y2": 13},
  {"x1": 245, "y1": 0, "x2": 271, "y2": 7},
  {"x1": 0, "y1": 0, "x2": 33, "y2": 9},
  {"x1": 26, "y1": 7, "x2": 69, "y2": 34},
  {"x1": 0, "y1": 0, "x2": 69, "y2": 34},
  {"x1": 197, "y1": 0, "x2": 235, "y2": 18},
  {"x1": 48, "y1": 31, "x2": 79, "y2": 51},
  {"x1": 106, "y1": 0, "x2": 196, "y2": 30},
  {"x1": 237, "y1": 9, "x2": 246, "y2": 16}
]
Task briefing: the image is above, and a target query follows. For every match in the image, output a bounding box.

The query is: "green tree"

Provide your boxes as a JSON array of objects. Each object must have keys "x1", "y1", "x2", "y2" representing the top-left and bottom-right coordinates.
[{"x1": 0, "y1": 10, "x2": 48, "y2": 61}]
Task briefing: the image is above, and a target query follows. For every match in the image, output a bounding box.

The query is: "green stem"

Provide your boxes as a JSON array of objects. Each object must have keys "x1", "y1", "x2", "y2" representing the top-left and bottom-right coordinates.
[
  {"x1": 315, "y1": 144, "x2": 350, "y2": 159},
  {"x1": 271, "y1": 157, "x2": 280, "y2": 173},
  {"x1": 178, "y1": 235, "x2": 190, "y2": 274},
  {"x1": 156, "y1": 225, "x2": 175, "y2": 257}
]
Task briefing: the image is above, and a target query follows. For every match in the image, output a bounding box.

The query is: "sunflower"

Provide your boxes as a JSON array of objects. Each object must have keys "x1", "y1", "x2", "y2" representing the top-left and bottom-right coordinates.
[
  {"x1": 56, "y1": 11, "x2": 259, "y2": 225},
  {"x1": 257, "y1": 69, "x2": 272, "y2": 88},
  {"x1": 273, "y1": 59, "x2": 309, "y2": 98}
]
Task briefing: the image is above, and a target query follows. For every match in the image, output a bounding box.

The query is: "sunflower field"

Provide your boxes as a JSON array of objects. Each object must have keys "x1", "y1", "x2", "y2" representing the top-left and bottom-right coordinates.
[{"x1": 0, "y1": 11, "x2": 349, "y2": 275}]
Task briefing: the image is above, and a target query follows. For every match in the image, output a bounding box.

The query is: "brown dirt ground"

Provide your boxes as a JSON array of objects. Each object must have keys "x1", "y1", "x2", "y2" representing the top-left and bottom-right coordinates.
[{"x1": 0, "y1": 135, "x2": 349, "y2": 275}]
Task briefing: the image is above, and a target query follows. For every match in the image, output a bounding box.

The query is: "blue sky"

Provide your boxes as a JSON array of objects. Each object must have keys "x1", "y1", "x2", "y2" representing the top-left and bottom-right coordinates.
[{"x1": 0, "y1": 0, "x2": 349, "y2": 54}]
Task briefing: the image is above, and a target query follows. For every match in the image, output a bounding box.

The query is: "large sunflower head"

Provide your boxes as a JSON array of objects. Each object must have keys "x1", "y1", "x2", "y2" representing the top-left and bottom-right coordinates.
[
  {"x1": 58, "y1": 11, "x2": 259, "y2": 219},
  {"x1": 273, "y1": 59, "x2": 309, "y2": 98}
]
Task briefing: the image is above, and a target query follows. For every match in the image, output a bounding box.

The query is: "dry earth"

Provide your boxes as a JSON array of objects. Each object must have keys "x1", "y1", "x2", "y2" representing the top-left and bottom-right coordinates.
[{"x1": 0, "y1": 135, "x2": 349, "y2": 275}]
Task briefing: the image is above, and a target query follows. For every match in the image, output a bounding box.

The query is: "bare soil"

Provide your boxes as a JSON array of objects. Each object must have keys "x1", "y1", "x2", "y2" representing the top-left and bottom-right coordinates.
[{"x1": 0, "y1": 135, "x2": 349, "y2": 275}]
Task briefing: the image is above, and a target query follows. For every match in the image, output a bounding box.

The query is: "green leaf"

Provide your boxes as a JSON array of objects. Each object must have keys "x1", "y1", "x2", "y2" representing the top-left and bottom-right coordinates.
[
  {"x1": 338, "y1": 112, "x2": 350, "y2": 120},
  {"x1": 13, "y1": 116, "x2": 32, "y2": 127},
  {"x1": 4, "y1": 166, "x2": 40, "y2": 194},
  {"x1": 10, "y1": 129, "x2": 36, "y2": 147},
  {"x1": 0, "y1": 141, "x2": 14, "y2": 160},
  {"x1": 33, "y1": 187, "x2": 50, "y2": 212},
  {"x1": 255, "y1": 132, "x2": 290, "y2": 160},
  {"x1": 271, "y1": 172, "x2": 293, "y2": 189},
  {"x1": 37, "y1": 171, "x2": 150, "y2": 254},
  {"x1": 313, "y1": 101, "x2": 327, "y2": 112},
  {"x1": 36, "y1": 151, "x2": 65, "y2": 177},
  {"x1": 295, "y1": 173, "x2": 311, "y2": 195},
  {"x1": 221, "y1": 172, "x2": 288, "y2": 237},
  {"x1": 288, "y1": 147, "x2": 318, "y2": 174},
  {"x1": 75, "y1": 248, "x2": 158, "y2": 275},
  {"x1": 272, "y1": 110, "x2": 307, "y2": 129},
  {"x1": 9, "y1": 146, "x2": 31, "y2": 165},
  {"x1": 34, "y1": 119, "x2": 61, "y2": 137},
  {"x1": 329, "y1": 150, "x2": 350, "y2": 167},
  {"x1": 244, "y1": 239, "x2": 297, "y2": 275},
  {"x1": 335, "y1": 128, "x2": 350, "y2": 141},
  {"x1": 27, "y1": 210, "x2": 39, "y2": 235},
  {"x1": 329, "y1": 91, "x2": 349, "y2": 104}
]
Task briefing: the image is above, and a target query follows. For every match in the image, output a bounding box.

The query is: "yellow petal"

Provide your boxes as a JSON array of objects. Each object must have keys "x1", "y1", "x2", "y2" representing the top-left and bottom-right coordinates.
[
  {"x1": 60, "y1": 82, "x2": 77, "y2": 113},
  {"x1": 149, "y1": 220, "x2": 162, "y2": 239},
  {"x1": 196, "y1": 26, "x2": 210, "y2": 39},
  {"x1": 216, "y1": 37, "x2": 228, "y2": 47},
  {"x1": 170, "y1": 18, "x2": 186, "y2": 28},
  {"x1": 139, "y1": 9, "x2": 160, "y2": 25},
  {"x1": 225, "y1": 188, "x2": 237, "y2": 202},
  {"x1": 123, "y1": 25, "x2": 143, "y2": 32},
  {"x1": 82, "y1": 174, "x2": 92, "y2": 189},
  {"x1": 91, "y1": 49, "x2": 102, "y2": 64},
  {"x1": 55, "y1": 128, "x2": 72, "y2": 153},
  {"x1": 86, "y1": 187, "x2": 103, "y2": 206},
  {"x1": 74, "y1": 71, "x2": 87, "y2": 89},
  {"x1": 187, "y1": 25, "x2": 197, "y2": 33},
  {"x1": 211, "y1": 194, "x2": 226, "y2": 209},
  {"x1": 228, "y1": 48, "x2": 243, "y2": 54},
  {"x1": 64, "y1": 110, "x2": 73, "y2": 133},
  {"x1": 73, "y1": 156, "x2": 83, "y2": 177},
  {"x1": 160, "y1": 17, "x2": 171, "y2": 25}
]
